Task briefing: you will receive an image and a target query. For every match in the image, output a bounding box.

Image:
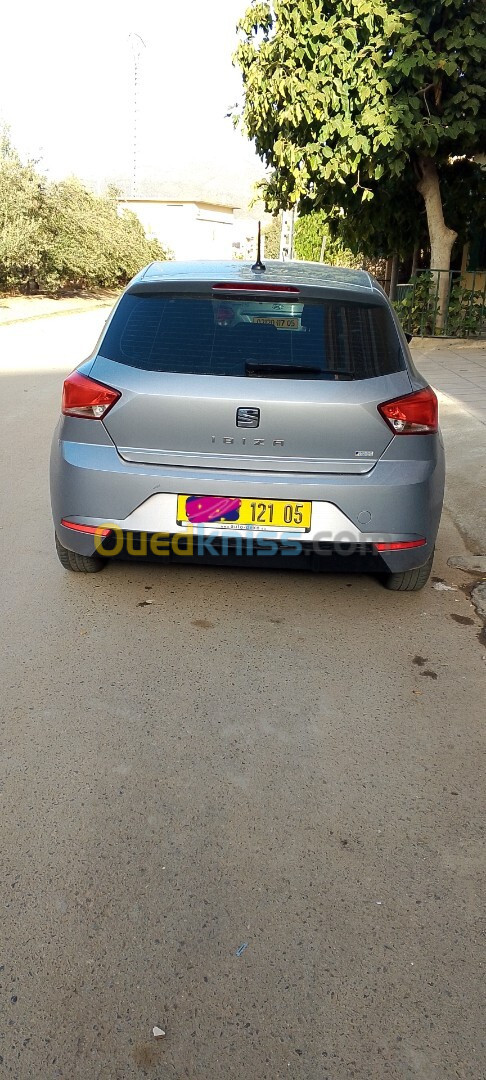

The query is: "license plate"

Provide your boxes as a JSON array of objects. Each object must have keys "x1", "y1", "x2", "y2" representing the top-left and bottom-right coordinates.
[
  {"x1": 251, "y1": 316, "x2": 299, "y2": 329},
  {"x1": 177, "y1": 495, "x2": 311, "y2": 531}
]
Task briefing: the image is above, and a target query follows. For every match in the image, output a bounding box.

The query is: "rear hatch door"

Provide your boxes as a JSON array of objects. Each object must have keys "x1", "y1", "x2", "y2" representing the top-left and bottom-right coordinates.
[{"x1": 92, "y1": 287, "x2": 411, "y2": 475}]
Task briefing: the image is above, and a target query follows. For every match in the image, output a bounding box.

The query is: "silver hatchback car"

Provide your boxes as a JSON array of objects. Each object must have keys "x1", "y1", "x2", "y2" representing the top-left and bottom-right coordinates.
[{"x1": 50, "y1": 260, "x2": 444, "y2": 590}]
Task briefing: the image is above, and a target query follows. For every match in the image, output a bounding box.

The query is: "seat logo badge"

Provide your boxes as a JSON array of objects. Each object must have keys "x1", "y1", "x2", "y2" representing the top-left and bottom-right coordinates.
[{"x1": 236, "y1": 407, "x2": 260, "y2": 428}]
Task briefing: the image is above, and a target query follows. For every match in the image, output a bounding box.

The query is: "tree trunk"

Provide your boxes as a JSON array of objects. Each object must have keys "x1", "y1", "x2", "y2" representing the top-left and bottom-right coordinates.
[
  {"x1": 389, "y1": 252, "x2": 399, "y2": 301},
  {"x1": 411, "y1": 242, "x2": 419, "y2": 278},
  {"x1": 416, "y1": 156, "x2": 457, "y2": 331}
]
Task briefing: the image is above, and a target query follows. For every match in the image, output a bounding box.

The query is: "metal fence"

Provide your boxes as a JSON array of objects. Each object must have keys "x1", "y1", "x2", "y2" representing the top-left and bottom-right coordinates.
[{"x1": 392, "y1": 268, "x2": 486, "y2": 338}]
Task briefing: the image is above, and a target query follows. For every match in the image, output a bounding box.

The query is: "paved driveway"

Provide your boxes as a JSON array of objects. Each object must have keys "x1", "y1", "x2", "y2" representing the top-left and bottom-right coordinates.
[
  {"x1": 0, "y1": 312, "x2": 484, "y2": 1079},
  {"x1": 412, "y1": 339, "x2": 486, "y2": 426}
]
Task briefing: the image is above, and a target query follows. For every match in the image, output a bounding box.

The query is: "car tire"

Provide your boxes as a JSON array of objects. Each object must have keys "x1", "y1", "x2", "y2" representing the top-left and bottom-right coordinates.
[
  {"x1": 382, "y1": 550, "x2": 434, "y2": 592},
  {"x1": 55, "y1": 534, "x2": 106, "y2": 573}
]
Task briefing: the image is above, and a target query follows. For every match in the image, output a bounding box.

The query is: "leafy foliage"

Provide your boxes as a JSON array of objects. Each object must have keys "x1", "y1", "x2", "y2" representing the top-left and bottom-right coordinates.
[
  {"x1": 293, "y1": 210, "x2": 361, "y2": 266},
  {"x1": 394, "y1": 272, "x2": 439, "y2": 334},
  {"x1": 0, "y1": 129, "x2": 51, "y2": 287},
  {"x1": 394, "y1": 271, "x2": 486, "y2": 336},
  {"x1": 315, "y1": 158, "x2": 485, "y2": 261},
  {"x1": 235, "y1": 1, "x2": 486, "y2": 259},
  {"x1": 0, "y1": 131, "x2": 170, "y2": 292},
  {"x1": 263, "y1": 214, "x2": 282, "y2": 258},
  {"x1": 446, "y1": 280, "x2": 486, "y2": 336}
]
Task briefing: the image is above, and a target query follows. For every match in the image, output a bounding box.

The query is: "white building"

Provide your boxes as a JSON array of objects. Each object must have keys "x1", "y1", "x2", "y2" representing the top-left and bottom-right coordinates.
[{"x1": 118, "y1": 197, "x2": 238, "y2": 261}]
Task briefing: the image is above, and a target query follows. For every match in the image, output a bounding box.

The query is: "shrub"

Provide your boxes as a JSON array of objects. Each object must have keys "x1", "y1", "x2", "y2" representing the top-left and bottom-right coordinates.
[
  {"x1": 0, "y1": 131, "x2": 171, "y2": 293},
  {"x1": 394, "y1": 272, "x2": 486, "y2": 337}
]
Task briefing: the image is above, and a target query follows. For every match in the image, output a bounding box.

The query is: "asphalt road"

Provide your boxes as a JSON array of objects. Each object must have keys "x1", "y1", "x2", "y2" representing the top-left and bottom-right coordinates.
[{"x1": 1, "y1": 311, "x2": 485, "y2": 1080}]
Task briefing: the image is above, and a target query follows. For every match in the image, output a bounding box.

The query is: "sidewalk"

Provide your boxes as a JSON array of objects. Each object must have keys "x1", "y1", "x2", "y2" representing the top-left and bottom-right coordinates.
[
  {"x1": 411, "y1": 340, "x2": 486, "y2": 554},
  {"x1": 0, "y1": 290, "x2": 118, "y2": 326},
  {"x1": 411, "y1": 338, "x2": 486, "y2": 426},
  {"x1": 409, "y1": 339, "x2": 486, "y2": 556}
]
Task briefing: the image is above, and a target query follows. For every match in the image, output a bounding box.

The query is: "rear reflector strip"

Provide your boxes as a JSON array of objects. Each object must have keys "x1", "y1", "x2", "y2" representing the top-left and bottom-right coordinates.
[
  {"x1": 374, "y1": 539, "x2": 426, "y2": 551},
  {"x1": 213, "y1": 282, "x2": 300, "y2": 293},
  {"x1": 61, "y1": 519, "x2": 111, "y2": 537}
]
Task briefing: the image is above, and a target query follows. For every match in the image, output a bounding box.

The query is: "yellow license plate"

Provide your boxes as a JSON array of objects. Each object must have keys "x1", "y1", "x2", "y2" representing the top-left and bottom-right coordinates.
[
  {"x1": 251, "y1": 316, "x2": 299, "y2": 329},
  {"x1": 177, "y1": 495, "x2": 311, "y2": 531}
]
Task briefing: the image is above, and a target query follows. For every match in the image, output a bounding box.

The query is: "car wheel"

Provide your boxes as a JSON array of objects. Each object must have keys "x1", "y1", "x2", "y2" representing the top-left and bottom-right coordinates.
[
  {"x1": 382, "y1": 550, "x2": 434, "y2": 592},
  {"x1": 55, "y1": 534, "x2": 106, "y2": 573}
]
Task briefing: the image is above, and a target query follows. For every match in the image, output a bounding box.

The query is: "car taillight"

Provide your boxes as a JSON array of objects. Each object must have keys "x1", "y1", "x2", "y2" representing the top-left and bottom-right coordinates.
[
  {"x1": 378, "y1": 387, "x2": 438, "y2": 434},
  {"x1": 62, "y1": 372, "x2": 120, "y2": 419}
]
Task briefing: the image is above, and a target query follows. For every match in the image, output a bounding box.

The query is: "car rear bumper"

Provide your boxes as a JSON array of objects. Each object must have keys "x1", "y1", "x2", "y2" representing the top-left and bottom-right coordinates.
[
  {"x1": 51, "y1": 427, "x2": 444, "y2": 574},
  {"x1": 59, "y1": 528, "x2": 435, "y2": 574}
]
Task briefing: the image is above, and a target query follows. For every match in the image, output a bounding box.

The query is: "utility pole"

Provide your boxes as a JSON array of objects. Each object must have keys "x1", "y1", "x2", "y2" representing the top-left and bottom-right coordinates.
[
  {"x1": 280, "y1": 209, "x2": 296, "y2": 261},
  {"x1": 129, "y1": 33, "x2": 146, "y2": 198}
]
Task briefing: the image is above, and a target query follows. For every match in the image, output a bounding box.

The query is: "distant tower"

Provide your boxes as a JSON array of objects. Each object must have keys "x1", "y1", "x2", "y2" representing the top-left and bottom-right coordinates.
[{"x1": 129, "y1": 33, "x2": 146, "y2": 197}]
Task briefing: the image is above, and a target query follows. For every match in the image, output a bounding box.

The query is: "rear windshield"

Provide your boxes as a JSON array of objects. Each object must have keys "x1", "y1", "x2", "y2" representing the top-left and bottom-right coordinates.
[{"x1": 99, "y1": 293, "x2": 404, "y2": 380}]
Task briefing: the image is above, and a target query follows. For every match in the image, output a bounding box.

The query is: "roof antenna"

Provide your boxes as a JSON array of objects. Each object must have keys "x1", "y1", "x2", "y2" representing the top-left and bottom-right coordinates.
[{"x1": 251, "y1": 221, "x2": 266, "y2": 272}]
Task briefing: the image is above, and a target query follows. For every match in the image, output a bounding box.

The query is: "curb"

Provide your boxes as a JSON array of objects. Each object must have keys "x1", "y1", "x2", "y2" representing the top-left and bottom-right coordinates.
[
  {"x1": 0, "y1": 300, "x2": 114, "y2": 328},
  {"x1": 410, "y1": 337, "x2": 486, "y2": 348}
]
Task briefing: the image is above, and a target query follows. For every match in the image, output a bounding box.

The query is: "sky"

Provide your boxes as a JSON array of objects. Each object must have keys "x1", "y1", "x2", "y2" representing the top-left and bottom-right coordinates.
[{"x1": 0, "y1": 0, "x2": 263, "y2": 203}]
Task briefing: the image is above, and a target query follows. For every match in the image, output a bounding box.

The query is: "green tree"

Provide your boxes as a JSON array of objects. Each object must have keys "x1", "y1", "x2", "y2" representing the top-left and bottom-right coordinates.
[
  {"x1": 0, "y1": 127, "x2": 50, "y2": 288},
  {"x1": 308, "y1": 172, "x2": 427, "y2": 263},
  {"x1": 235, "y1": 0, "x2": 486, "y2": 320},
  {"x1": 42, "y1": 179, "x2": 170, "y2": 289},
  {"x1": 293, "y1": 209, "x2": 362, "y2": 266},
  {"x1": 263, "y1": 213, "x2": 282, "y2": 258},
  {"x1": 311, "y1": 157, "x2": 485, "y2": 265},
  {"x1": 0, "y1": 129, "x2": 171, "y2": 293}
]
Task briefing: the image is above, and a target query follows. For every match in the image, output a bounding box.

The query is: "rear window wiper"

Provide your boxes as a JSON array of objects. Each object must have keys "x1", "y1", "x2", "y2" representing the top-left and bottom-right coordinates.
[{"x1": 244, "y1": 361, "x2": 354, "y2": 379}]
